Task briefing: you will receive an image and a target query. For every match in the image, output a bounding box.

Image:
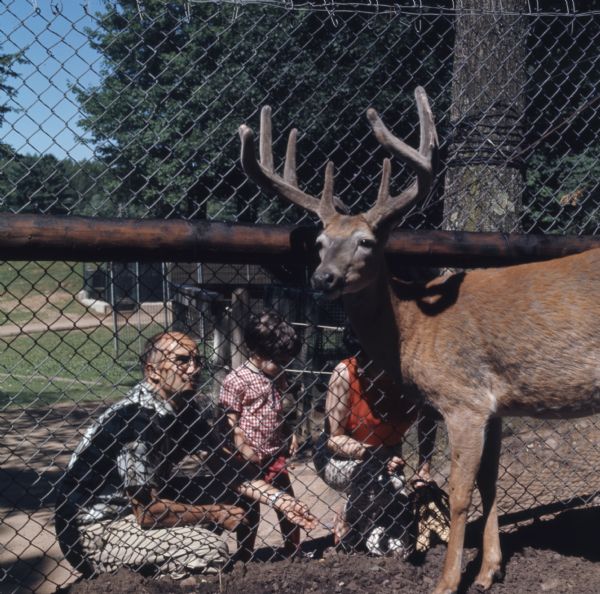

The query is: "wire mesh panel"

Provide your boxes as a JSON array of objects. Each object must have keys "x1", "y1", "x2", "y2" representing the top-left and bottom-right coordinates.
[{"x1": 0, "y1": 1, "x2": 599, "y2": 593}]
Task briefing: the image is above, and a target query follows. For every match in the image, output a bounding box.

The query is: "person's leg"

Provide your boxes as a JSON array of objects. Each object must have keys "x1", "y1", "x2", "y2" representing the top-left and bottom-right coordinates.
[
  {"x1": 312, "y1": 433, "x2": 362, "y2": 547},
  {"x1": 312, "y1": 432, "x2": 360, "y2": 492},
  {"x1": 271, "y1": 471, "x2": 301, "y2": 555},
  {"x1": 233, "y1": 497, "x2": 260, "y2": 563},
  {"x1": 54, "y1": 497, "x2": 95, "y2": 577},
  {"x1": 383, "y1": 470, "x2": 416, "y2": 557},
  {"x1": 161, "y1": 473, "x2": 260, "y2": 563},
  {"x1": 79, "y1": 515, "x2": 229, "y2": 578},
  {"x1": 333, "y1": 504, "x2": 350, "y2": 545}
]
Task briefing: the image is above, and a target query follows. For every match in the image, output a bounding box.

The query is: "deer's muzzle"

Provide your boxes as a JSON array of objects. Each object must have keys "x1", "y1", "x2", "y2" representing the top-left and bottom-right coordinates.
[{"x1": 311, "y1": 269, "x2": 344, "y2": 297}]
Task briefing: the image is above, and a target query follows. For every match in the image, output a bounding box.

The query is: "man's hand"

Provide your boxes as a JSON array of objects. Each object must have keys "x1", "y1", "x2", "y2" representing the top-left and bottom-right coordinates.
[
  {"x1": 236, "y1": 441, "x2": 261, "y2": 464},
  {"x1": 276, "y1": 495, "x2": 318, "y2": 531}
]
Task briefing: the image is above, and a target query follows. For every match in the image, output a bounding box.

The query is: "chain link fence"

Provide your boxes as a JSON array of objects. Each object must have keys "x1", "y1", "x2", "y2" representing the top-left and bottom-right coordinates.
[{"x1": 1, "y1": 1, "x2": 599, "y2": 592}]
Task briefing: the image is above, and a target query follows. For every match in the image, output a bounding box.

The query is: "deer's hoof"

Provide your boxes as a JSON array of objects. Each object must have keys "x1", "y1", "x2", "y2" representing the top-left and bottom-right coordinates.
[
  {"x1": 474, "y1": 567, "x2": 504, "y2": 591},
  {"x1": 431, "y1": 582, "x2": 456, "y2": 594}
]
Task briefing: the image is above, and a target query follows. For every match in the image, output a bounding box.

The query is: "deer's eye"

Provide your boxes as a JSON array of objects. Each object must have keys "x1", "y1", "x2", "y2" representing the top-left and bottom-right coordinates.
[{"x1": 358, "y1": 238, "x2": 375, "y2": 248}]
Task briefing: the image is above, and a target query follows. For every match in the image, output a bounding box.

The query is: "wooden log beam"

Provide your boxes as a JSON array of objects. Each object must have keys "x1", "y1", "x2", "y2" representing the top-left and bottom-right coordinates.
[
  {"x1": 0, "y1": 213, "x2": 597, "y2": 268},
  {"x1": 385, "y1": 230, "x2": 600, "y2": 268},
  {"x1": 0, "y1": 213, "x2": 293, "y2": 263}
]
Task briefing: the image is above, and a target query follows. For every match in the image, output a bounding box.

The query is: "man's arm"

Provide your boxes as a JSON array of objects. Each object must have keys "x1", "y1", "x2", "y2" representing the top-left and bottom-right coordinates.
[
  {"x1": 127, "y1": 486, "x2": 247, "y2": 531},
  {"x1": 202, "y1": 445, "x2": 317, "y2": 531},
  {"x1": 234, "y1": 479, "x2": 317, "y2": 531}
]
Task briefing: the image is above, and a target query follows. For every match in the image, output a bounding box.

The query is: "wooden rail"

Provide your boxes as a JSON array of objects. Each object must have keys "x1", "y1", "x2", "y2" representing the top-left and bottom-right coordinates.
[{"x1": 0, "y1": 213, "x2": 598, "y2": 268}]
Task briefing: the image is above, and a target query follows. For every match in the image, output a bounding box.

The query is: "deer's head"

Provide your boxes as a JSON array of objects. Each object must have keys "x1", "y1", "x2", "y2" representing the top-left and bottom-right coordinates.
[{"x1": 239, "y1": 87, "x2": 438, "y2": 299}]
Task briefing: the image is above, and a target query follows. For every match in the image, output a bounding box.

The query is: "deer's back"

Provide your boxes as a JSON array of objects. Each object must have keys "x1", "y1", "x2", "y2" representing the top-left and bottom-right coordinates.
[{"x1": 403, "y1": 248, "x2": 600, "y2": 418}]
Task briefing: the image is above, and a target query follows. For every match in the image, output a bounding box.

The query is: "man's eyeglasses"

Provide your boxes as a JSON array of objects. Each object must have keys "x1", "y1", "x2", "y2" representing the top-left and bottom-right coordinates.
[{"x1": 166, "y1": 354, "x2": 205, "y2": 368}]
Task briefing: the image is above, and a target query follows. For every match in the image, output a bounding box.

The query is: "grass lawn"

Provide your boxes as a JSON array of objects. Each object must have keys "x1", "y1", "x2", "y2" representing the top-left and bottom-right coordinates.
[
  {"x1": 0, "y1": 324, "x2": 217, "y2": 408},
  {"x1": 0, "y1": 326, "x2": 141, "y2": 407},
  {"x1": 0, "y1": 261, "x2": 144, "y2": 407},
  {"x1": 0, "y1": 261, "x2": 218, "y2": 407},
  {"x1": 0, "y1": 261, "x2": 88, "y2": 326},
  {"x1": 0, "y1": 261, "x2": 82, "y2": 297}
]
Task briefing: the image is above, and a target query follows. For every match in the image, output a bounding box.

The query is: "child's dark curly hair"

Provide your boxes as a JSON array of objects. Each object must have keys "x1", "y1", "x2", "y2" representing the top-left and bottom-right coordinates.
[{"x1": 244, "y1": 310, "x2": 301, "y2": 361}]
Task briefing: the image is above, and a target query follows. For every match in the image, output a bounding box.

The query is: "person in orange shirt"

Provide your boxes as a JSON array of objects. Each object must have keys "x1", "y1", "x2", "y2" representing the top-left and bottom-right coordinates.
[{"x1": 313, "y1": 326, "x2": 439, "y2": 556}]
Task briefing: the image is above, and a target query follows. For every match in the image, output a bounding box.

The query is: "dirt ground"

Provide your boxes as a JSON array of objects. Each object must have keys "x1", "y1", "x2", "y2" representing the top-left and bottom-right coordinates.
[
  {"x1": 58, "y1": 507, "x2": 600, "y2": 594},
  {"x1": 3, "y1": 404, "x2": 600, "y2": 594}
]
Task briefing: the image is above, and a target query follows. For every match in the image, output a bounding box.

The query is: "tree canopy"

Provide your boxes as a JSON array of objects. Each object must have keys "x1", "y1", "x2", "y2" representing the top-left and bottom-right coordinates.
[
  {"x1": 0, "y1": 1, "x2": 596, "y2": 235},
  {"x1": 0, "y1": 44, "x2": 22, "y2": 127},
  {"x1": 73, "y1": 0, "x2": 452, "y2": 223}
]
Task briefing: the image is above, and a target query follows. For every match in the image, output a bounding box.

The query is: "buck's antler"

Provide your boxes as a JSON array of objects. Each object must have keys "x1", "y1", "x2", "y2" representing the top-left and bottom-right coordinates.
[
  {"x1": 239, "y1": 106, "x2": 337, "y2": 221},
  {"x1": 239, "y1": 87, "x2": 437, "y2": 227},
  {"x1": 364, "y1": 86, "x2": 439, "y2": 228}
]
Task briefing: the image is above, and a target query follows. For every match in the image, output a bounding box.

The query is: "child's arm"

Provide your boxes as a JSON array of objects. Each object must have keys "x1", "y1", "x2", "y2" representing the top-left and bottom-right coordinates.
[
  {"x1": 279, "y1": 417, "x2": 299, "y2": 457},
  {"x1": 288, "y1": 432, "x2": 299, "y2": 457},
  {"x1": 280, "y1": 377, "x2": 301, "y2": 457},
  {"x1": 226, "y1": 411, "x2": 261, "y2": 464}
]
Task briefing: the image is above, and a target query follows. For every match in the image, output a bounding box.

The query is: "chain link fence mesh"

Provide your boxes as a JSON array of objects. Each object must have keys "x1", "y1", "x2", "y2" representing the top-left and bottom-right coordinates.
[{"x1": 1, "y1": 1, "x2": 599, "y2": 592}]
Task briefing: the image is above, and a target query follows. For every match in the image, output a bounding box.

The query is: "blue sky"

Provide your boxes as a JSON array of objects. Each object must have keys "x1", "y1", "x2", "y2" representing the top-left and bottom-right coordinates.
[{"x1": 0, "y1": 0, "x2": 105, "y2": 161}]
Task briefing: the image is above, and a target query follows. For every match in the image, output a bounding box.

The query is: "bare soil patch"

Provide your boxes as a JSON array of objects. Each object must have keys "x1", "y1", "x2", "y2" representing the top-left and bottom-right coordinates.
[
  {"x1": 58, "y1": 507, "x2": 600, "y2": 594},
  {"x1": 3, "y1": 403, "x2": 600, "y2": 594}
]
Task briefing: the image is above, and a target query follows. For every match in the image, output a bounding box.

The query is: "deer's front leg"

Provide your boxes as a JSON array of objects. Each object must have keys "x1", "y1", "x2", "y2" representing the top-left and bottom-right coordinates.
[
  {"x1": 475, "y1": 416, "x2": 503, "y2": 590},
  {"x1": 432, "y1": 411, "x2": 488, "y2": 594}
]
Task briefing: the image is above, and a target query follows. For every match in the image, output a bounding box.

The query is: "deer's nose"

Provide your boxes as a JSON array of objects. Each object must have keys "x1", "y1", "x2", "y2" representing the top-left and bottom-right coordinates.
[{"x1": 311, "y1": 270, "x2": 340, "y2": 292}]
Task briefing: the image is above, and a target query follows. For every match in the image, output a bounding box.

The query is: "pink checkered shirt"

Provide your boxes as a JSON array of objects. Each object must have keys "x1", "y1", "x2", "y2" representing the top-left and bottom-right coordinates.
[{"x1": 219, "y1": 361, "x2": 285, "y2": 461}]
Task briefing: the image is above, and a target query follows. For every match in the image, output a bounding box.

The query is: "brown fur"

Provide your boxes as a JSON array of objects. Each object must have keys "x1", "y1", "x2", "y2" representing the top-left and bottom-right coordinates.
[
  {"x1": 239, "y1": 88, "x2": 600, "y2": 594},
  {"x1": 324, "y1": 223, "x2": 600, "y2": 594},
  {"x1": 331, "y1": 229, "x2": 600, "y2": 594}
]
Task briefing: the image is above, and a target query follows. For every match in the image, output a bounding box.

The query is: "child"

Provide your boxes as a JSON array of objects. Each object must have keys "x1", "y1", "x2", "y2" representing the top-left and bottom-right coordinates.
[{"x1": 219, "y1": 310, "x2": 302, "y2": 557}]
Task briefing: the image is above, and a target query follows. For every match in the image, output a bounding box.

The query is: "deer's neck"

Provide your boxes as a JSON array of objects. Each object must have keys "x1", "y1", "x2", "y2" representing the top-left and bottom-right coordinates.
[{"x1": 342, "y1": 263, "x2": 405, "y2": 382}]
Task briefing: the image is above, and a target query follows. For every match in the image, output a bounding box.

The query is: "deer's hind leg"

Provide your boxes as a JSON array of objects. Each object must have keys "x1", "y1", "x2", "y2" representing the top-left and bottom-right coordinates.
[
  {"x1": 474, "y1": 416, "x2": 503, "y2": 590},
  {"x1": 433, "y1": 410, "x2": 488, "y2": 594}
]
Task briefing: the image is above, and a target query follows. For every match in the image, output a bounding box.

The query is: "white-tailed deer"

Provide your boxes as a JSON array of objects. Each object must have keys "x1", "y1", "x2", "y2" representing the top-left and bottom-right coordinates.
[{"x1": 239, "y1": 87, "x2": 600, "y2": 594}]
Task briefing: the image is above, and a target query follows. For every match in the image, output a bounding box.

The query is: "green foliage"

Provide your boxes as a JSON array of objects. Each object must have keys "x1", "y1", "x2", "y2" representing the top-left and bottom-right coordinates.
[
  {"x1": 0, "y1": 148, "x2": 111, "y2": 215},
  {"x1": 0, "y1": 2, "x2": 595, "y2": 233},
  {"x1": 522, "y1": 11, "x2": 600, "y2": 234},
  {"x1": 74, "y1": 1, "x2": 452, "y2": 221},
  {"x1": 0, "y1": 44, "x2": 23, "y2": 126},
  {"x1": 524, "y1": 145, "x2": 600, "y2": 234},
  {"x1": 0, "y1": 151, "x2": 76, "y2": 214}
]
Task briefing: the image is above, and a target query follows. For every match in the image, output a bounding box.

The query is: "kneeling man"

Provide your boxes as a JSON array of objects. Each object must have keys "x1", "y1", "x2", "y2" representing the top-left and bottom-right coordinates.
[{"x1": 55, "y1": 331, "x2": 316, "y2": 579}]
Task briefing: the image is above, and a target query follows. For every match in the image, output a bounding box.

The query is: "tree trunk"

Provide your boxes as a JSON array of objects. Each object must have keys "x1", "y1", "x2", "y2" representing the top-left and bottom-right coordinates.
[{"x1": 444, "y1": 0, "x2": 527, "y2": 232}]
